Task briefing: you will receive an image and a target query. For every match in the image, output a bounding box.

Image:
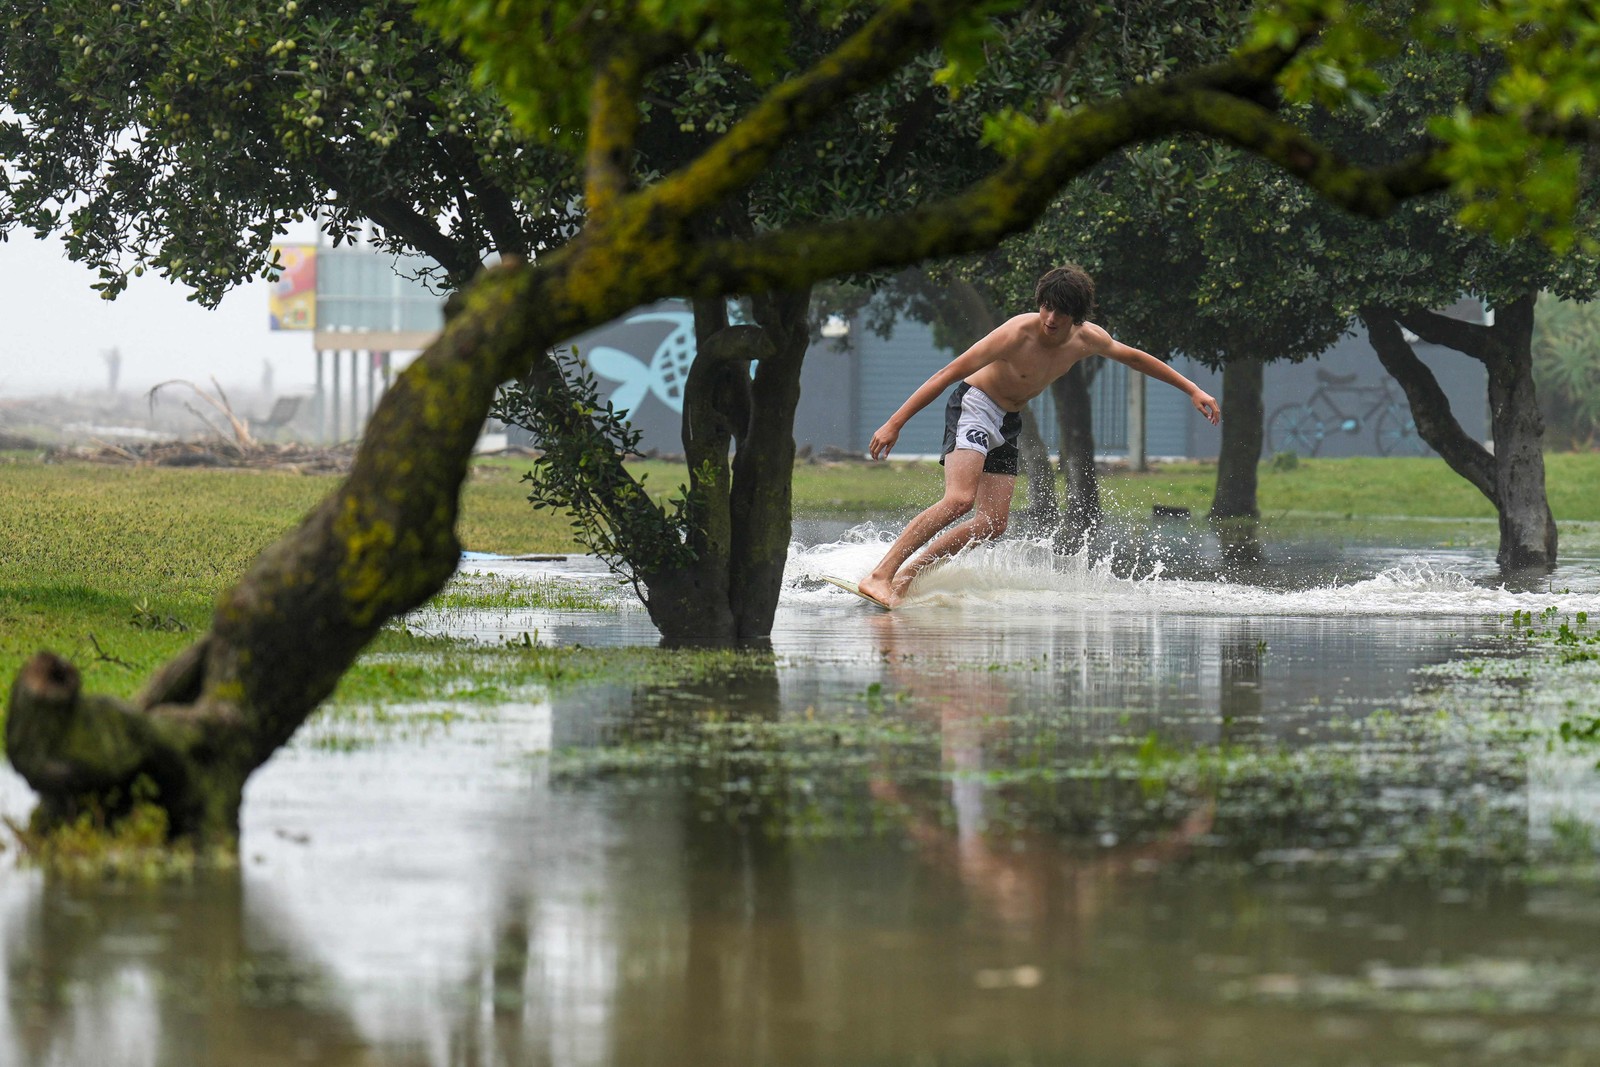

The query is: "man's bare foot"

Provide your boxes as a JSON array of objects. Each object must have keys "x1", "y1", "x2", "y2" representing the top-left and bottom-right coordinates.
[
  {"x1": 857, "y1": 574, "x2": 898, "y2": 608},
  {"x1": 889, "y1": 574, "x2": 916, "y2": 600}
]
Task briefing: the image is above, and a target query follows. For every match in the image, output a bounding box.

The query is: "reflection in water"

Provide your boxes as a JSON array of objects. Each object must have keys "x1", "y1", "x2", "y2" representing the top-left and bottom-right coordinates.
[
  {"x1": 0, "y1": 870, "x2": 381, "y2": 1066},
  {"x1": 3, "y1": 532, "x2": 1600, "y2": 1065}
]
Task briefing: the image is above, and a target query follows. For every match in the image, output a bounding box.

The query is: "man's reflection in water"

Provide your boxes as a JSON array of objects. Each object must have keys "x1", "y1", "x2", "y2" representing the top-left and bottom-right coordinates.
[{"x1": 860, "y1": 611, "x2": 1223, "y2": 931}]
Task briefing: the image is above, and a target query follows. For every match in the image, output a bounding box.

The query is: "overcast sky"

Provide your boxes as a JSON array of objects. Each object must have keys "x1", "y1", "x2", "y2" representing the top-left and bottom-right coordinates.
[{"x1": 1, "y1": 230, "x2": 322, "y2": 399}]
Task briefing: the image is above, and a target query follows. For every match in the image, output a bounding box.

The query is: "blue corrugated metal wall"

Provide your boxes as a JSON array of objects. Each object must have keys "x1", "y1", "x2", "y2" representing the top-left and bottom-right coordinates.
[{"x1": 851, "y1": 318, "x2": 954, "y2": 455}]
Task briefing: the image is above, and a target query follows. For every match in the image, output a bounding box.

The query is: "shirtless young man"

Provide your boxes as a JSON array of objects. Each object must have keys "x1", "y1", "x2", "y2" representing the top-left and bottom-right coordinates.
[{"x1": 856, "y1": 265, "x2": 1221, "y2": 608}]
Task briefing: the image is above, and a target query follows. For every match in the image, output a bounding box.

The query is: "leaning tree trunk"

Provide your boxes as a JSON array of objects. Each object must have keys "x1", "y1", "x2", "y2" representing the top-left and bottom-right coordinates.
[
  {"x1": 1363, "y1": 294, "x2": 1557, "y2": 570},
  {"x1": 1051, "y1": 360, "x2": 1102, "y2": 548},
  {"x1": 1210, "y1": 356, "x2": 1264, "y2": 520},
  {"x1": 7, "y1": 260, "x2": 565, "y2": 842}
]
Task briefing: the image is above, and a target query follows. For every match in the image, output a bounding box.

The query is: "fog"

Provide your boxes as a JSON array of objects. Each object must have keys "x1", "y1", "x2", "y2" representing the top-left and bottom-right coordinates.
[{"x1": 1, "y1": 232, "x2": 316, "y2": 399}]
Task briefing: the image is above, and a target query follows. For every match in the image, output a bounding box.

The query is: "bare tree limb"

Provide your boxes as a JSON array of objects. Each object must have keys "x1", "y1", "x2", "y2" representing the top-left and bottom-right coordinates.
[
  {"x1": 1393, "y1": 306, "x2": 1495, "y2": 362},
  {"x1": 1362, "y1": 307, "x2": 1497, "y2": 500}
]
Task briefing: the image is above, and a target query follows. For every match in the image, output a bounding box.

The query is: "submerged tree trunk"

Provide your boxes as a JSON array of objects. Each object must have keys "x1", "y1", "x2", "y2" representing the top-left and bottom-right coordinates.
[
  {"x1": 1051, "y1": 361, "x2": 1101, "y2": 548},
  {"x1": 637, "y1": 300, "x2": 763, "y2": 640},
  {"x1": 1210, "y1": 356, "x2": 1264, "y2": 520},
  {"x1": 1363, "y1": 294, "x2": 1556, "y2": 570},
  {"x1": 729, "y1": 289, "x2": 811, "y2": 637},
  {"x1": 638, "y1": 289, "x2": 811, "y2": 643}
]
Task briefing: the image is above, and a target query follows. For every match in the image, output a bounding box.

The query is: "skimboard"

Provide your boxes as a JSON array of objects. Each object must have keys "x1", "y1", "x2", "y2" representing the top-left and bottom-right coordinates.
[{"x1": 822, "y1": 574, "x2": 893, "y2": 611}]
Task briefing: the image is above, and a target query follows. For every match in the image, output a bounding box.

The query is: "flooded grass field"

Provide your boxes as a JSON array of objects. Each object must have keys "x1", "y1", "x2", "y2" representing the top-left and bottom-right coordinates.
[{"x1": 6, "y1": 517, "x2": 1600, "y2": 1066}]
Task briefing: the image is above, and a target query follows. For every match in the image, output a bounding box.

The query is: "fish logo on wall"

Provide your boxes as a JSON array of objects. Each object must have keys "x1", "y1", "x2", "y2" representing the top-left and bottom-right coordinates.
[{"x1": 587, "y1": 311, "x2": 697, "y2": 416}]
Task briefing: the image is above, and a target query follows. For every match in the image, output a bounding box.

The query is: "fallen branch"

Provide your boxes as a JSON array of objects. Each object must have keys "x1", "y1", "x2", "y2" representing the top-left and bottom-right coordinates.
[{"x1": 147, "y1": 378, "x2": 256, "y2": 452}]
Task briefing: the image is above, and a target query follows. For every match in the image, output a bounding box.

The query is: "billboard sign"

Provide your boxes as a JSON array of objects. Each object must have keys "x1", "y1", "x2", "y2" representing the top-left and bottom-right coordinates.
[{"x1": 269, "y1": 244, "x2": 317, "y2": 330}]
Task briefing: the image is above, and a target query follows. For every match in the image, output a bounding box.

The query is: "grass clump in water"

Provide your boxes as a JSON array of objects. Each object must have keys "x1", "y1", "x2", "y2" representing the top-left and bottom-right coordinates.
[
  {"x1": 4, "y1": 776, "x2": 235, "y2": 879},
  {"x1": 549, "y1": 681, "x2": 939, "y2": 839},
  {"x1": 310, "y1": 633, "x2": 776, "y2": 751},
  {"x1": 422, "y1": 572, "x2": 625, "y2": 613}
]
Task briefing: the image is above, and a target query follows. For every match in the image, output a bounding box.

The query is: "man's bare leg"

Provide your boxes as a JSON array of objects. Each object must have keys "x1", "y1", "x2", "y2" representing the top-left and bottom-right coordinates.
[
  {"x1": 857, "y1": 450, "x2": 986, "y2": 606},
  {"x1": 889, "y1": 473, "x2": 1016, "y2": 597}
]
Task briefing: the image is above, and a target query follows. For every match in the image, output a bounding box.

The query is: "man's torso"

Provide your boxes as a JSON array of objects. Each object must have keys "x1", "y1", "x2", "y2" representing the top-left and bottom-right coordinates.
[{"x1": 963, "y1": 315, "x2": 1098, "y2": 411}]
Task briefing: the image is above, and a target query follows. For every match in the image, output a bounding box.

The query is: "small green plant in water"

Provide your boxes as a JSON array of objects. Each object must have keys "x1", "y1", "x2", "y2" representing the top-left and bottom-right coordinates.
[
  {"x1": 1559, "y1": 717, "x2": 1600, "y2": 744},
  {"x1": 491, "y1": 346, "x2": 703, "y2": 585}
]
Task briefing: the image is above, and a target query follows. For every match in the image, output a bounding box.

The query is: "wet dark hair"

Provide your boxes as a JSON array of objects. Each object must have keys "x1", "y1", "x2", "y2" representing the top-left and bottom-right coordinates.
[{"x1": 1034, "y1": 265, "x2": 1095, "y2": 324}]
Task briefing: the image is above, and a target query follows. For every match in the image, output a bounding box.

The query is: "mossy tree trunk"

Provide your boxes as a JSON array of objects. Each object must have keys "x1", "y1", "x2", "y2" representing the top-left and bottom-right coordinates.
[
  {"x1": 1363, "y1": 294, "x2": 1556, "y2": 570},
  {"x1": 636, "y1": 289, "x2": 811, "y2": 642},
  {"x1": 8, "y1": 261, "x2": 562, "y2": 840}
]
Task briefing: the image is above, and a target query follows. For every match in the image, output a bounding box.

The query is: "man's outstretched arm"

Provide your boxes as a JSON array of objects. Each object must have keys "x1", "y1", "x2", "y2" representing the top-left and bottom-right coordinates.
[{"x1": 1098, "y1": 332, "x2": 1221, "y2": 424}]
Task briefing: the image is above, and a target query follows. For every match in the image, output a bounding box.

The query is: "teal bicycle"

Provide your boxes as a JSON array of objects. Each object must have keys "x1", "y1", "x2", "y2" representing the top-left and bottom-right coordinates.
[{"x1": 1266, "y1": 369, "x2": 1428, "y2": 457}]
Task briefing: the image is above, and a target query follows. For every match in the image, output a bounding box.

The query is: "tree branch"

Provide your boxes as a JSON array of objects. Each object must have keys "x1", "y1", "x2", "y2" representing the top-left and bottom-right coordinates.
[
  {"x1": 871, "y1": 85, "x2": 941, "y2": 193},
  {"x1": 1392, "y1": 306, "x2": 1493, "y2": 363},
  {"x1": 585, "y1": 46, "x2": 646, "y2": 226},
  {"x1": 638, "y1": 0, "x2": 973, "y2": 221},
  {"x1": 671, "y1": 74, "x2": 1447, "y2": 298},
  {"x1": 1172, "y1": 89, "x2": 1450, "y2": 213},
  {"x1": 454, "y1": 139, "x2": 531, "y2": 258},
  {"x1": 308, "y1": 151, "x2": 482, "y2": 282},
  {"x1": 1362, "y1": 308, "x2": 1497, "y2": 501}
]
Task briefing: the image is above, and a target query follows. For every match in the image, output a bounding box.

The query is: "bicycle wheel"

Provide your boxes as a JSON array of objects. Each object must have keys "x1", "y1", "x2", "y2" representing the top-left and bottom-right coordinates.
[
  {"x1": 1375, "y1": 404, "x2": 1428, "y2": 456},
  {"x1": 1266, "y1": 403, "x2": 1327, "y2": 457}
]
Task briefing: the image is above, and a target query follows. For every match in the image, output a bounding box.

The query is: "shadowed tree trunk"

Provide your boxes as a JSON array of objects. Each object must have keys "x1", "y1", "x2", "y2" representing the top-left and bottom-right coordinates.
[
  {"x1": 1051, "y1": 361, "x2": 1102, "y2": 548},
  {"x1": 637, "y1": 299, "x2": 759, "y2": 640},
  {"x1": 728, "y1": 290, "x2": 811, "y2": 637},
  {"x1": 1210, "y1": 355, "x2": 1264, "y2": 520},
  {"x1": 1362, "y1": 293, "x2": 1557, "y2": 570}
]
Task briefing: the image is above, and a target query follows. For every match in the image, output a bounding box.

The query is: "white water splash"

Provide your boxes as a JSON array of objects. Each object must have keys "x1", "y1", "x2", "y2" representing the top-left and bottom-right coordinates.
[{"x1": 785, "y1": 528, "x2": 1600, "y2": 619}]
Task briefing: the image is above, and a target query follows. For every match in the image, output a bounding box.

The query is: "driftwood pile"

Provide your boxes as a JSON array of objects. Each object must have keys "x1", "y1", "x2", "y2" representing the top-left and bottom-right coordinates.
[
  {"x1": 47, "y1": 438, "x2": 358, "y2": 474},
  {"x1": 7, "y1": 380, "x2": 360, "y2": 473}
]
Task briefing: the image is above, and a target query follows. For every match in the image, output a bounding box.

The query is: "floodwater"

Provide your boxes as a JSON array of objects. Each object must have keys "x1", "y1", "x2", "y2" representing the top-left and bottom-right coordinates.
[{"x1": 6, "y1": 520, "x2": 1600, "y2": 1066}]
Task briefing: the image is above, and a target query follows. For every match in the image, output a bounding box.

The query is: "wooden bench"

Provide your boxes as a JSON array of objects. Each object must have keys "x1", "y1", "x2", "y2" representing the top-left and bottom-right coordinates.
[{"x1": 252, "y1": 395, "x2": 304, "y2": 439}]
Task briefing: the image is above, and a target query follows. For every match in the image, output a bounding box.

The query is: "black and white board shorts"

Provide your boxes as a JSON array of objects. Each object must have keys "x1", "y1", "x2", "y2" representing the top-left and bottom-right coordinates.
[{"x1": 941, "y1": 382, "x2": 1023, "y2": 476}]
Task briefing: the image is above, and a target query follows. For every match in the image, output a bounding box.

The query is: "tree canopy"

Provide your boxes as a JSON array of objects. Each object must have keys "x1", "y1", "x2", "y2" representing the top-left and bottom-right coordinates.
[{"x1": 11, "y1": 0, "x2": 1600, "y2": 842}]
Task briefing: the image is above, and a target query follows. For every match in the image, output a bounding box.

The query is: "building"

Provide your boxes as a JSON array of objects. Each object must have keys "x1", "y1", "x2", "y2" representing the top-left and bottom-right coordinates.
[
  {"x1": 550, "y1": 298, "x2": 1490, "y2": 462},
  {"x1": 285, "y1": 248, "x2": 1489, "y2": 460}
]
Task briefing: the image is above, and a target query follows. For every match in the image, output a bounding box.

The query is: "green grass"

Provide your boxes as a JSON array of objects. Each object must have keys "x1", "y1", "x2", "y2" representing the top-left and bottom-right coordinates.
[
  {"x1": 424, "y1": 572, "x2": 625, "y2": 612},
  {"x1": 1097, "y1": 453, "x2": 1600, "y2": 521},
  {"x1": 474, "y1": 454, "x2": 952, "y2": 519},
  {"x1": 0, "y1": 456, "x2": 587, "y2": 699},
  {"x1": 3, "y1": 450, "x2": 1598, "y2": 702},
  {"x1": 609, "y1": 453, "x2": 1600, "y2": 523}
]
